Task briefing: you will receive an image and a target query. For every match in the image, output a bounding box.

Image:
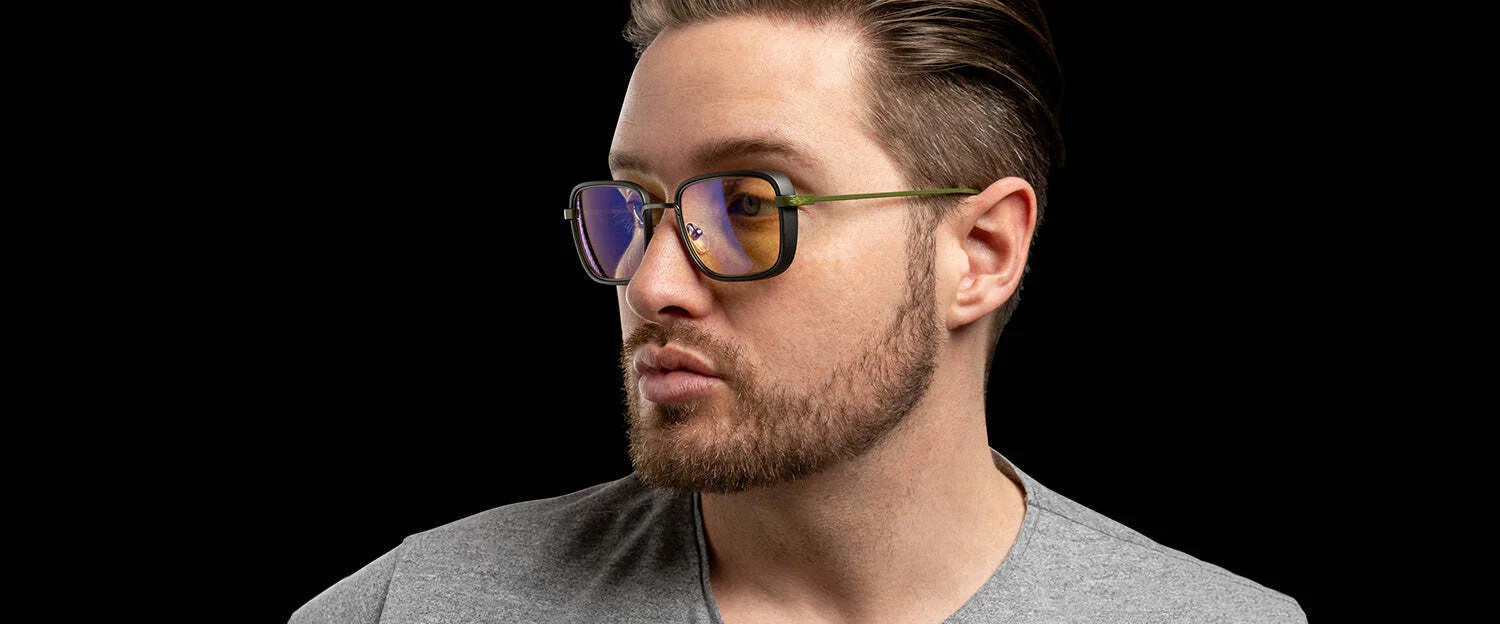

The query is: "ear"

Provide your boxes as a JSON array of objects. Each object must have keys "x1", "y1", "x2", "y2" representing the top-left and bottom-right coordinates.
[{"x1": 943, "y1": 177, "x2": 1037, "y2": 331}]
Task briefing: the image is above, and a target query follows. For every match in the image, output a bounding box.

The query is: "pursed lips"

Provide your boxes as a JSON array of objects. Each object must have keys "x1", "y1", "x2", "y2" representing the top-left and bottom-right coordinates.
[
  {"x1": 632, "y1": 344, "x2": 725, "y2": 404},
  {"x1": 633, "y1": 344, "x2": 721, "y2": 378}
]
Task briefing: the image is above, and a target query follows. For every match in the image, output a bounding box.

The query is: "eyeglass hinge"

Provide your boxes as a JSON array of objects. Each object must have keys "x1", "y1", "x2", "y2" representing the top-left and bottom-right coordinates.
[
  {"x1": 562, "y1": 208, "x2": 577, "y2": 219},
  {"x1": 778, "y1": 195, "x2": 813, "y2": 207}
]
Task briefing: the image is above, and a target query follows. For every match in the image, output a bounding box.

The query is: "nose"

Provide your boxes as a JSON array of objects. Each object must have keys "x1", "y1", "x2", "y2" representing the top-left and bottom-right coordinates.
[{"x1": 623, "y1": 205, "x2": 714, "y2": 323}]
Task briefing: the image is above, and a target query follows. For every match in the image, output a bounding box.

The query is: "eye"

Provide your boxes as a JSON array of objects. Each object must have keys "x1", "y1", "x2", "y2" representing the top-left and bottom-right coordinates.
[{"x1": 726, "y1": 192, "x2": 774, "y2": 217}]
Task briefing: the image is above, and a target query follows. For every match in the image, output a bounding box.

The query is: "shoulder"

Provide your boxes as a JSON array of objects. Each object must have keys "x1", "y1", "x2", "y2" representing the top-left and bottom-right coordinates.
[
  {"x1": 288, "y1": 544, "x2": 402, "y2": 624},
  {"x1": 288, "y1": 473, "x2": 701, "y2": 623},
  {"x1": 1017, "y1": 479, "x2": 1306, "y2": 623},
  {"x1": 400, "y1": 472, "x2": 686, "y2": 567}
]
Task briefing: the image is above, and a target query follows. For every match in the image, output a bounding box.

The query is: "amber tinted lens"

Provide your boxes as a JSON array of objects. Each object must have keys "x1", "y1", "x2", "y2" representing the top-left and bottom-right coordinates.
[
  {"x1": 575, "y1": 185, "x2": 646, "y2": 280},
  {"x1": 678, "y1": 176, "x2": 781, "y2": 276}
]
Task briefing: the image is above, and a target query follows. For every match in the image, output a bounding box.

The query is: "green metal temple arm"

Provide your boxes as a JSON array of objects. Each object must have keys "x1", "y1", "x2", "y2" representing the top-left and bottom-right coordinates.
[{"x1": 776, "y1": 188, "x2": 980, "y2": 207}]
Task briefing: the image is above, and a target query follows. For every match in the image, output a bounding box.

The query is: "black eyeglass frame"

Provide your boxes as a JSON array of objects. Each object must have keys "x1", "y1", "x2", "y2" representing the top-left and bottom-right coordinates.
[
  {"x1": 563, "y1": 169, "x2": 981, "y2": 285},
  {"x1": 565, "y1": 170, "x2": 799, "y2": 285}
]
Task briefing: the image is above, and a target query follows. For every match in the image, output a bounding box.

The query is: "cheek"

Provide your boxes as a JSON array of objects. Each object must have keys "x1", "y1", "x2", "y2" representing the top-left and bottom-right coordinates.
[
  {"x1": 729, "y1": 214, "x2": 911, "y2": 374},
  {"x1": 811, "y1": 210, "x2": 911, "y2": 306}
]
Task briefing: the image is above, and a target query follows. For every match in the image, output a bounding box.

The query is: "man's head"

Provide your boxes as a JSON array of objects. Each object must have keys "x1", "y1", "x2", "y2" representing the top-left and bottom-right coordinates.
[{"x1": 602, "y1": 0, "x2": 1063, "y2": 493}]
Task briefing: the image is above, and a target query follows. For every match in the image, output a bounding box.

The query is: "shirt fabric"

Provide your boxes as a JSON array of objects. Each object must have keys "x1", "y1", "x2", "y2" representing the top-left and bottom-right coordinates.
[{"x1": 289, "y1": 448, "x2": 1306, "y2": 623}]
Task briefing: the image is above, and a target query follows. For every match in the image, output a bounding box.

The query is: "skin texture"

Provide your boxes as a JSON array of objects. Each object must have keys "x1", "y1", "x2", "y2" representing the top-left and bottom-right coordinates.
[{"x1": 609, "y1": 15, "x2": 1039, "y2": 624}]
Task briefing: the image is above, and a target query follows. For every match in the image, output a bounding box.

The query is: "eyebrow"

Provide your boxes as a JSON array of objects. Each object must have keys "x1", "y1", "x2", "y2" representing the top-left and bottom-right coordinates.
[{"x1": 608, "y1": 134, "x2": 820, "y2": 180}]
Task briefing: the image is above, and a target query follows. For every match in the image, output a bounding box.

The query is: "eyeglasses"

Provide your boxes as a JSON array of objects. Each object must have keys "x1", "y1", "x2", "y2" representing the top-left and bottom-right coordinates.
[{"x1": 564, "y1": 169, "x2": 979, "y2": 284}]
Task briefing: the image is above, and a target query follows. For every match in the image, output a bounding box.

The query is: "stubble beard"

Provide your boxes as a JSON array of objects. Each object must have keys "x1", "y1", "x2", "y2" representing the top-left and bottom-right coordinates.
[{"x1": 620, "y1": 228, "x2": 942, "y2": 494}]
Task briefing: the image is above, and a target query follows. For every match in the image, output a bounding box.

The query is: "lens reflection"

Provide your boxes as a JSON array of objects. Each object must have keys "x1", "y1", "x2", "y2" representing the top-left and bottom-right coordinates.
[
  {"x1": 680, "y1": 176, "x2": 780, "y2": 276},
  {"x1": 577, "y1": 185, "x2": 646, "y2": 280}
]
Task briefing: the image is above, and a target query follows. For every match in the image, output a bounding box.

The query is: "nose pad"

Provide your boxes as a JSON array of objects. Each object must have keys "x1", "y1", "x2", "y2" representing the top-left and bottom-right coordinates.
[{"x1": 684, "y1": 221, "x2": 710, "y2": 256}]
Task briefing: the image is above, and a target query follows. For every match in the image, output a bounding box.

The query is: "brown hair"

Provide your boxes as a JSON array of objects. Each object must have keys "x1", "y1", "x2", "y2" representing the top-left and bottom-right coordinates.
[{"x1": 624, "y1": 0, "x2": 1064, "y2": 375}]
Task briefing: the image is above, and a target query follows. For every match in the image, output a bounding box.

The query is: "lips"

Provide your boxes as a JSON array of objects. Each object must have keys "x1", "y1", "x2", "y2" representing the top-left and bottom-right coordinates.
[
  {"x1": 633, "y1": 344, "x2": 721, "y2": 378},
  {"x1": 633, "y1": 344, "x2": 724, "y2": 404}
]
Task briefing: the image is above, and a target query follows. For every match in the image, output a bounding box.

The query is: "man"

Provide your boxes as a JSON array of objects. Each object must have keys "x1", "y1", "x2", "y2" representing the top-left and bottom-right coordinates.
[{"x1": 292, "y1": 1, "x2": 1306, "y2": 622}]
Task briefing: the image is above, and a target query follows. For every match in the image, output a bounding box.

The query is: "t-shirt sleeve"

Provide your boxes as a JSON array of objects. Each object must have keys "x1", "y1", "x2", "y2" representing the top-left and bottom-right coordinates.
[{"x1": 288, "y1": 543, "x2": 402, "y2": 624}]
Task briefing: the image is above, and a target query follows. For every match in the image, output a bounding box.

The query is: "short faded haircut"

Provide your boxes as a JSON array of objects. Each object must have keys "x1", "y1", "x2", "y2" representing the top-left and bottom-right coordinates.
[{"x1": 624, "y1": 0, "x2": 1064, "y2": 374}]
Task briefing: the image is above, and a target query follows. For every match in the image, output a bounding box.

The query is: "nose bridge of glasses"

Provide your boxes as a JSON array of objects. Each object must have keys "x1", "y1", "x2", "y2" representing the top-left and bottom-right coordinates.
[
  {"x1": 639, "y1": 202, "x2": 677, "y2": 232},
  {"x1": 633, "y1": 201, "x2": 703, "y2": 279}
]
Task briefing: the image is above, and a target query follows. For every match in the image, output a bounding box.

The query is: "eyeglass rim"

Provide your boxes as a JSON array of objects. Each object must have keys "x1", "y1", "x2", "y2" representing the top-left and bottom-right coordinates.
[{"x1": 565, "y1": 169, "x2": 800, "y2": 285}]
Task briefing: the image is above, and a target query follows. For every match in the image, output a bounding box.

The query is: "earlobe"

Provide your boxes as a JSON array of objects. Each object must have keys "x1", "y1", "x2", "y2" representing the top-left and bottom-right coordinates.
[{"x1": 945, "y1": 178, "x2": 1037, "y2": 331}]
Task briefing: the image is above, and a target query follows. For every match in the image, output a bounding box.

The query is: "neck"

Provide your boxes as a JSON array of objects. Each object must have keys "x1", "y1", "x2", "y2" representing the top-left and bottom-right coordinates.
[{"x1": 700, "y1": 357, "x2": 1027, "y2": 623}]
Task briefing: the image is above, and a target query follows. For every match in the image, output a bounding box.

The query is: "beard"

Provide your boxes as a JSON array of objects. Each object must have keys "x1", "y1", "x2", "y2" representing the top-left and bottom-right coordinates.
[{"x1": 619, "y1": 226, "x2": 942, "y2": 494}]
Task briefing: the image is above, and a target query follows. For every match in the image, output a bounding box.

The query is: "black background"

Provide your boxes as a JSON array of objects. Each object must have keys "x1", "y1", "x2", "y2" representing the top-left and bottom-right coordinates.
[{"x1": 171, "y1": 2, "x2": 1401, "y2": 621}]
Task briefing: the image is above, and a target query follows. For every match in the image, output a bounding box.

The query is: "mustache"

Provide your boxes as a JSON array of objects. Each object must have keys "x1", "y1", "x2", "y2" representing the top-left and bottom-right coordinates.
[{"x1": 620, "y1": 323, "x2": 746, "y2": 383}]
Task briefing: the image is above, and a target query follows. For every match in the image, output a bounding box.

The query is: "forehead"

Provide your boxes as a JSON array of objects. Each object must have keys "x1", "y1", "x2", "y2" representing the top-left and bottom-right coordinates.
[{"x1": 609, "y1": 15, "x2": 871, "y2": 182}]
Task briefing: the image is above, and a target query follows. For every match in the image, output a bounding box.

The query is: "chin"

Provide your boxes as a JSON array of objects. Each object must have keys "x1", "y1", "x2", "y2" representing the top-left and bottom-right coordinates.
[
  {"x1": 627, "y1": 402, "x2": 759, "y2": 490},
  {"x1": 635, "y1": 397, "x2": 733, "y2": 441}
]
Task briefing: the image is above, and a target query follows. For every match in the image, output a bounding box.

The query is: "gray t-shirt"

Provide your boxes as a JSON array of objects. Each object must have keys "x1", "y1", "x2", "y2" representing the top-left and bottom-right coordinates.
[{"x1": 290, "y1": 448, "x2": 1306, "y2": 623}]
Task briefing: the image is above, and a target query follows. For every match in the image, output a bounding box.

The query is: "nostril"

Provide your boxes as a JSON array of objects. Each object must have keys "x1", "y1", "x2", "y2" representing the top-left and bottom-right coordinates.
[{"x1": 658, "y1": 305, "x2": 691, "y2": 318}]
